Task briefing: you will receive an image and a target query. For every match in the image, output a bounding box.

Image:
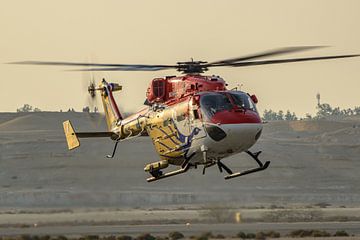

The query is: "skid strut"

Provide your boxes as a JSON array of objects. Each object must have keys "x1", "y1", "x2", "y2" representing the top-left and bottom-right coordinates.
[
  {"x1": 106, "y1": 140, "x2": 119, "y2": 158},
  {"x1": 224, "y1": 150, "x2": 270, "y2": 180}
]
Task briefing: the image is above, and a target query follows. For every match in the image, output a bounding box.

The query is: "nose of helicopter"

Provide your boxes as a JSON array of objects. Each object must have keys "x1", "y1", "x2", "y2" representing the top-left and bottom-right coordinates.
[
  {"x1": 203, "y1": 110, "x2": 263, "y2": 155},
  {"x1": 205, "y1": 122, "x2": 262, "y2": 149}
]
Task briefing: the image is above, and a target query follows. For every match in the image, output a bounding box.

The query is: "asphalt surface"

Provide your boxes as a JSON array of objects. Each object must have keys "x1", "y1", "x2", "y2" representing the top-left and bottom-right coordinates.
[{"x1": 1, "y1": 222, "x2": 360, "y2": 236}]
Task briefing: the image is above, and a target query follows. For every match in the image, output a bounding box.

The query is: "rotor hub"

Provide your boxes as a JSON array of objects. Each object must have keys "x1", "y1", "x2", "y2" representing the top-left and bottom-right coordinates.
[{"x1": 176, "y1": 61, "x2": 208, "y2": 74}]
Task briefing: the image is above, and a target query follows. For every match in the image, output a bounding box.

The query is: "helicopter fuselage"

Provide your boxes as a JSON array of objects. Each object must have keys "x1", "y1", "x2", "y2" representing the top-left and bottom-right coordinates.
[{"x1": 109, "y1": 75, "x2": 262, "y2": 172}]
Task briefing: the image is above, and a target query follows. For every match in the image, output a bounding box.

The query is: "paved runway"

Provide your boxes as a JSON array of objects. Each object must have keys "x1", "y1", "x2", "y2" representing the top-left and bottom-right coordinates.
[{"x1": 0, "y1": 222, "x2": 360, "y2": 236}]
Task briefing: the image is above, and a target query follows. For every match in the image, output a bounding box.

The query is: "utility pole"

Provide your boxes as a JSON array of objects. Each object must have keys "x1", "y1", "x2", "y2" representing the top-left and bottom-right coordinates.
[{"x1": 316, "y1": 93, "x2": 321, "y2": 106}]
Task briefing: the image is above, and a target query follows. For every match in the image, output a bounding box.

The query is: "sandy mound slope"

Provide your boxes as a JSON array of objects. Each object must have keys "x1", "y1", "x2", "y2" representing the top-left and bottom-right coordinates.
[
  {"x1": 312, "y1": 126, "x2": 360, "y2": 145},
  {"x1": 266, "y1": 120, "x2": 356, "y2": 133},
  {"x1": 0, "y1": 112, "x2": 106, "y2": 131}
]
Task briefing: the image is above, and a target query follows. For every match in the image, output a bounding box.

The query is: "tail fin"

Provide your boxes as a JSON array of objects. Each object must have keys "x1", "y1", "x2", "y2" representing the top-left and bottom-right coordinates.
[
  {"x1": 100, "y1": 79, "x2": 123, "y2": 131},
  {"x1": 63, "y1": 120, "x2": 80, "y2": 150}
]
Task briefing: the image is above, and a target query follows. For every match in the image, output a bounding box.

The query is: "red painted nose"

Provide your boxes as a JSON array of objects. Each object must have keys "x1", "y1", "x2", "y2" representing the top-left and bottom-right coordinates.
[{"x1": 209, "y1": 109, "x2": 261, "y2": 125}]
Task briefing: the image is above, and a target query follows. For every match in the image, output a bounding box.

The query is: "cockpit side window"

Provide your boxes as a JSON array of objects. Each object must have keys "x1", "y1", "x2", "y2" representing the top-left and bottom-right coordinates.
[{"x1": 229, "y1": 92, "x2": 257, "y2": 112}]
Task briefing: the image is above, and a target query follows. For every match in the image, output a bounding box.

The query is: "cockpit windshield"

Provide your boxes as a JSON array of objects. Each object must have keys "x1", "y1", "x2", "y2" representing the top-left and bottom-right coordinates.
[
  {"x1": 200, "y1": 93, "x2": 232, "y2": 119},
  {"x1": 200, "y1": 92, "x2": 257, "y2": 120}
]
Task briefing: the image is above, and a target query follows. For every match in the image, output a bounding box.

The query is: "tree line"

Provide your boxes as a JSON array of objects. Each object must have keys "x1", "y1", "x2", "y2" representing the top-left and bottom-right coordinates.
[{"x1": 262, "y1": 103, "x2": 360, "y2": 121}]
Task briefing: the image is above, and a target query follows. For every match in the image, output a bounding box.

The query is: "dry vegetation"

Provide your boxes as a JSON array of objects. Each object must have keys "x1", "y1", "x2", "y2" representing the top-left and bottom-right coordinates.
[{"x1": 0, "y1": 230, "x2": 354, "y2": 240}]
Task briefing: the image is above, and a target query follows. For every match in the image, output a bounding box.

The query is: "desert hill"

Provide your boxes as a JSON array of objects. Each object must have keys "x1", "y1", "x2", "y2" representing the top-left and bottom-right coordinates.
[{"x1": 0, "y1": 112, "x2": 359, "y2": 208}]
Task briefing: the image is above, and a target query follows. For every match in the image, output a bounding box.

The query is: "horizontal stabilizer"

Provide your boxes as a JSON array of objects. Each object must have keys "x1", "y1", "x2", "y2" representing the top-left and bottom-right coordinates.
[{"x1": 63, "y1": 120, "x2": 115, "y2": 150}]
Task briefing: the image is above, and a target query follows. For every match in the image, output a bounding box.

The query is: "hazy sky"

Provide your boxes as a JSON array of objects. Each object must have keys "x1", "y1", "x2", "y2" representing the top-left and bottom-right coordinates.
[{"x1": 1, "y1": 0, "x2": 359, "y2": 117}]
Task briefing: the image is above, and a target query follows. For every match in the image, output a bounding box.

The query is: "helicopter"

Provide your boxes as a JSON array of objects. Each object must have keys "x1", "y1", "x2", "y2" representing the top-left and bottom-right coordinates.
[{"x1": 12, "y1": 46, "x2": 359, "y2": 182}]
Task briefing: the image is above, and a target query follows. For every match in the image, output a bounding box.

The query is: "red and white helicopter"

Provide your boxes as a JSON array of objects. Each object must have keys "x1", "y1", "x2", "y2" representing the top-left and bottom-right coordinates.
[{"x1": 13, "y1": 46, "x2": 359, "y2": 182}]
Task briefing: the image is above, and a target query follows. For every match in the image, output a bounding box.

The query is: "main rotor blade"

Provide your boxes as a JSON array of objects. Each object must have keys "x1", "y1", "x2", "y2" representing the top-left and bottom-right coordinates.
[
  {"x1": 208, "y1": 46, "x2": 327, "y2": 66},
  {"x1": 68, "y1": 66, "x2": 172, "y2": 71},
  {"x1": 9, "y1": 60, "x2": 176, "y2": 69},
  {"x1": 224, "y1": 54, "x2": 360, "y2": 68}
]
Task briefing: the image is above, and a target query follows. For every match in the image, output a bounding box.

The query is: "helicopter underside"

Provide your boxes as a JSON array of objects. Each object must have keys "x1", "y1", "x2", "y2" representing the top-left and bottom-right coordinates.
[
  {"x1": 188, "y1": 123, "x2": 263, "y2": 165},
  {"x1": 145, "y1": 122, "x2": 268, "y2": 182}
]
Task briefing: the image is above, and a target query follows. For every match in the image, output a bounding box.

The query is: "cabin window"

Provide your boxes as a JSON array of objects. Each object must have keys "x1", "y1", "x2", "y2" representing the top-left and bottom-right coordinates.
[
  {"x1": 153, "y1": 80, "x2": 165, "y2": 98},
  {"x1": 193, "y1": 110, "x2": 200, "y2": 119}
]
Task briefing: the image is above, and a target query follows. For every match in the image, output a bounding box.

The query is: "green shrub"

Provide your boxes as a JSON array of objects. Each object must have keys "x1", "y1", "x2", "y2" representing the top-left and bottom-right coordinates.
[
  {"x1": 84, "y1": 236, "x2": 99, "y2": 240},
  {"x1": 57, "y1": 236, "x2": 68, "y2": 240},
  {"x1": 117, "y1": 236, "x2": 132, "y2": 240},
  {"x1": 246, "y1": 233, "x2": 256, "y2": 239},
  {"x1": 154, "y1": 237, "x2": 168, "y2": 240},
  {"x1": 191, "y1": 233, "x2": 212, "y2": 240},
  {"x1": 214, "y1": 234, "x2": 225, "y2": 239},
  {"x1": 255, "y1": 232, "x2": 266, "y2": 240},
  {"x1": 20, "y1": 235, "x2": 33, "y2": 240},
  {"x1": 265, "y1": 231, "x2": 280, "y2": 238},
  {"x1": 193, "y1": 237, "x2": 207, "y2": 240},
  {"x1": 39, "y1": 236, "x2": 51, "y2": 240},
  {"x1": 236, "y1": 232, "x2": 246, "y2": 239},
  {"x1": 103, "y1": 236, "x2": 116, "y2": 240},
  {"x1": 311, "y1": 230, "x2": 330, "y2": 237},
  {"x1": 289, "y1": 230, "x2": 310, "y2": 237},
  {"x1": 136, "y1": 233, "x2": 156, "y2": 240},
  {"x1": 288, "y1": 229, "x2": 330, "y2": 238},
  {"x1": 168, "y1": 232, "x2": 184, "y2": 240},
  {"x1": 334, "y1": 230, "x2": 349, "y2": 237}
]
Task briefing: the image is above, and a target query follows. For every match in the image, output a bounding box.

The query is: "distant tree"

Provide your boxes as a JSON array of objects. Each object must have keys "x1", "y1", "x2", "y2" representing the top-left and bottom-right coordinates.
[
  {"x1": 285, "y1": 110, "x2": 297, "y2": 120},
  {"x1": 277, "y1": 110, "x2": 284, "y2": 120},
  {"x1": 316, "y1": 103, "x2": 332, "y2": 118},
  {"x1": 354, "y1": 107, "x2": 360, "y2": 115},
  {"x1": 17, "y1": 104, "x2": 33, "y2": 112},
  {"x1": 82, "y1": 106, "x2": 90, "y2": 113},
  {"x1": 316, "y1": 102, "x2": 360, "y2": 119},
  {"x1": 263, "y1": 109, "x2": 294, "y2": 121},
  {"x1": 16, "y1": 104, "x2": 41, "y2": 112},
  {"x1": 305, "y1": 113, "x2": 312, "y2": 120},
  {"x1": 263, "y1": 109, "x2": 278, "y2": 121},
  {"x1": 332, "y1": 107, "x2": 341, "y2": 116}
]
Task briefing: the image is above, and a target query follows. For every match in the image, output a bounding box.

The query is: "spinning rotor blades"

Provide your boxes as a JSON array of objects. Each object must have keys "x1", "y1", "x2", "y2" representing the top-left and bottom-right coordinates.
[
  {"x1": 207, "y1": 46, "x2": 327, "y2": 65},
  {"x1": 210, "y1": 54, "x2": 360, "y2": 68},
  {"x1": 9, "y1": 46, "x2": 359, "y2": 74}
]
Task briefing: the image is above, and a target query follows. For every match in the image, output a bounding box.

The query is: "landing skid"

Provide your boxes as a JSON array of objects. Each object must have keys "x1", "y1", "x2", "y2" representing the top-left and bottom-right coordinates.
[{"x1": 224, "y1": 150, "x2": 270, "y2": 180}]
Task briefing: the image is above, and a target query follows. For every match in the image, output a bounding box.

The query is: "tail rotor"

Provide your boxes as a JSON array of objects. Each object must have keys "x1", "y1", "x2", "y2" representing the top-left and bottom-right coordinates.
[{"x1": 81, "y1": 67, "x2": 104, "y2": 128}]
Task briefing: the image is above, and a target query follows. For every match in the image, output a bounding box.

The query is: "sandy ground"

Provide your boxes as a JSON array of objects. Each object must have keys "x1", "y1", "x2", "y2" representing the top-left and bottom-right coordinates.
[
  {"x1": 0, "y1": 208, "x2": 360, "y2": 226},
  {"x1": 0, "y1": 112, "x2": 360, "y2": 236},
  {"x1": 1, "y1": 112, "x2": 360, "y2": 209}
]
